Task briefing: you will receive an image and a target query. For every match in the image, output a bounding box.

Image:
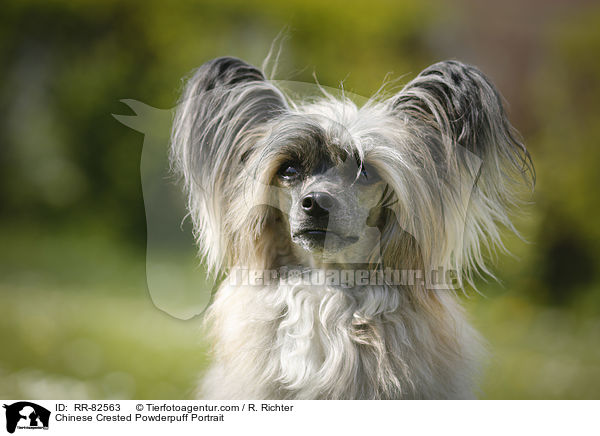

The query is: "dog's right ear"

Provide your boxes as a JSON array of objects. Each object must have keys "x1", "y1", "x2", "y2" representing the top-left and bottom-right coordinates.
[{"x1": 171, "y1": 57, "x2": 287, "y2": 273}]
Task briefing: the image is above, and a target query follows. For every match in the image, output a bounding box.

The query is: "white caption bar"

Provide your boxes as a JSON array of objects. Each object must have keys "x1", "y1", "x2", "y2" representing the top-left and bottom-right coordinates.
[{"x1": 1, "y1": 400, "x2": 597, "y2": 436}]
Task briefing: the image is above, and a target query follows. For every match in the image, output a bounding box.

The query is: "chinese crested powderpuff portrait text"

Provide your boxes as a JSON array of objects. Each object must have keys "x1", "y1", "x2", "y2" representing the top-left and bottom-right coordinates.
[{"x1": 170, "y1": 56, "x2": 534, "y2": 399}]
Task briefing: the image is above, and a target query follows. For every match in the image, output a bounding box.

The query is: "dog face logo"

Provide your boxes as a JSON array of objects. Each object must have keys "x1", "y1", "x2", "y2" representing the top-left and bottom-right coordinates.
[{"x1": 3, "y1": 402, "x2": 50, "y2": 434}]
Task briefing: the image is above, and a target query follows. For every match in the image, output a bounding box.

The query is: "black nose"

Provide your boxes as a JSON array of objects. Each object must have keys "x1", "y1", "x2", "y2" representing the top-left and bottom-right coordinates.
[{"x1": 301, "y1": 192, "x2": 335, "y2": 217}]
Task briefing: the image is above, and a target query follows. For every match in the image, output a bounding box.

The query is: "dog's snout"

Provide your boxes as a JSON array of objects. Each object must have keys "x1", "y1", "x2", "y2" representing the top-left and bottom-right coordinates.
[{"x1": 301, "y1": 192, "x2": 335, "y2": 217}]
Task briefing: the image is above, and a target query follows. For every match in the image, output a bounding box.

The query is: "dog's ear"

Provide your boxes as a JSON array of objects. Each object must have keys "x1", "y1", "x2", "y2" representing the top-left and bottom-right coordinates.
[
  {"x1": 171, "y1": 57, "x2": 288, "y2": 273},
  {"x1": 389, "y1": 60, "x2": 532, "y2": 172},
  {"x1": 385, "y1": 61, "x2": 534, "y2": 284}
]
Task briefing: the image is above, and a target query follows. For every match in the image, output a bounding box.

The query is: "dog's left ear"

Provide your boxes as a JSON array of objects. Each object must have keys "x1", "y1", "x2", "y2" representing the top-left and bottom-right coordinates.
[
  {"x1": 388, "y1": 60, "x2": 532, "y2": 171},
  {"x1": 386, "y1": 61, "x2": 534, "y2": 282}
]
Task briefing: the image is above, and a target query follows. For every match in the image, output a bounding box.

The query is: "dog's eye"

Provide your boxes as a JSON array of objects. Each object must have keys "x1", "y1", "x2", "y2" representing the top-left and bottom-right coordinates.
[
  {"x1": 277, "y1": 163, "x2": 301, "y2": 181},
  {"x1": 360, "y1": 166, "x2": 369, "y2": 179},
  {"x1": 358, "y1": 162, "x2": 380, "y2": 185}
]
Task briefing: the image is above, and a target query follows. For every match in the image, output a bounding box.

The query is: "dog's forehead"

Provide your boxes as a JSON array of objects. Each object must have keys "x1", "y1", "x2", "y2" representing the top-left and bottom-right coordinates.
[{"x1": 269, "y1": 116, "x2": 358, "y2": 171}]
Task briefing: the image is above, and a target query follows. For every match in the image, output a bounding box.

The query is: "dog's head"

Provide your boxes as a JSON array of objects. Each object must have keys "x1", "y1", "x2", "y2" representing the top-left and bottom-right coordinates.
[
  {"x1": 171, "y1": 57, "x2": 533, "y2": 285},
  {"x1": 259, "y1": 113, "x2": 391, "y2": 266}
]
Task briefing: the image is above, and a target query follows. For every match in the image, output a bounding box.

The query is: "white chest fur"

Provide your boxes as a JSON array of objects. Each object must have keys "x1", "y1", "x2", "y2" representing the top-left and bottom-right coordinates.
[{"x1": 200, "y1": 276, "x2": 483, "y2": 400}]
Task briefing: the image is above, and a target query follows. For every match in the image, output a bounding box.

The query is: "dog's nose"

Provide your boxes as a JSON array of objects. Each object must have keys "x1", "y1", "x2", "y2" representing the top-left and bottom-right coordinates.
[{"x1": 301, "y1": 192, "x2": 335, "y2": 217}]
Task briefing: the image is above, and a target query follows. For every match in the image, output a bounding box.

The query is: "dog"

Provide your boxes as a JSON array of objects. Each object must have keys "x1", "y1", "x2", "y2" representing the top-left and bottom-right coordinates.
[{"x1": 170, "y1": 57, "x2": 533, "y2": 399}]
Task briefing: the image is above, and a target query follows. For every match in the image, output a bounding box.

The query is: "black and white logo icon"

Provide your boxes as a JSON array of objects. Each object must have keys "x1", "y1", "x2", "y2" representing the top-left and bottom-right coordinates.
[{"x1": 3, "y1": 402, "x2": 50, "y2": 434}]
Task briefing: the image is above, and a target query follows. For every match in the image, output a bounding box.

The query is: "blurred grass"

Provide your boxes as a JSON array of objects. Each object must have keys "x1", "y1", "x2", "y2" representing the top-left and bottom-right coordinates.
[
  {"x1": 1, "y1": 224, "x2": 599, "y2": 399},
  {"x1": 0, "y1": 225, "x2": 208, "y2": 399},
  {"x1": 466, "y1": 293, "x2": 600, "y2": 399},
  {"x1": 0, "y1": 287, "x2": 207, "y2": 399}
]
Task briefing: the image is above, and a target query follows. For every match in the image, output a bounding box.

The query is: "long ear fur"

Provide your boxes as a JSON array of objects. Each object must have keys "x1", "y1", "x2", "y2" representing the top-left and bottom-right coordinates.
[
  {"x1": 387, "y1": 60, "x2": 534, "y2": 285},
  {"x1": 171, "y1": 57, "x2": 288, "y2": 273}
]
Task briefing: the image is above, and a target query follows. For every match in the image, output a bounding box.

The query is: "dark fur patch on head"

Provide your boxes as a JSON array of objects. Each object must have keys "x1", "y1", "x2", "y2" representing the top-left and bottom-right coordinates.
[{"x1": 260, "y1": 115, "x2": 359, "y2": 180}]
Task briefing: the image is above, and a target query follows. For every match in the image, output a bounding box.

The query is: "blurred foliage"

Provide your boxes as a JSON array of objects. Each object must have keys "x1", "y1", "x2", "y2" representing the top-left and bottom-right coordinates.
[
  {"x1": 527, "y1": 10, "x2": 600, "y2": 305},
  {"x1": 1, "y1": 0, "x2": 599, "y2": 399}
]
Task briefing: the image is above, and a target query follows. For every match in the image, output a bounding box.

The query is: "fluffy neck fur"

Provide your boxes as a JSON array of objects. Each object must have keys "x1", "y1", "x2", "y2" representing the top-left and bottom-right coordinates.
[{"x1": 201, "y1": 274, "x2": 483, "y2": 400}]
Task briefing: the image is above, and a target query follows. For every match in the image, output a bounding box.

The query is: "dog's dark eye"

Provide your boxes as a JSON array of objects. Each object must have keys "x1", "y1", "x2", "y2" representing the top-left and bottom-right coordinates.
[
  {"x1": 357, "y1": 162, "x2": 380, "y2": 185},
  {"x1": 277, "y1": 163, "x2": 301, "y2": 181},
  {"x1": 360, "y1": 166, "x2": 369, "y2": 179}
]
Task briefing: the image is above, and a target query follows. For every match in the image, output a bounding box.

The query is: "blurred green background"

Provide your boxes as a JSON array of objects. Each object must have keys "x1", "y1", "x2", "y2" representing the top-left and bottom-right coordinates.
[{"x1": 1, "y1": 0, "x2": 599, "y2": 399}]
